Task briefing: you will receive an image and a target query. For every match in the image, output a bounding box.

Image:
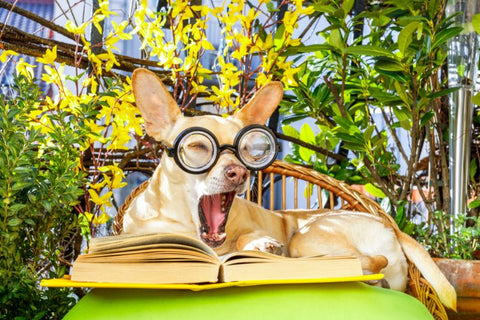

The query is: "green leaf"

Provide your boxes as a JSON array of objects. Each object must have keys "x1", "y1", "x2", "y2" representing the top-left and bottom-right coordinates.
[
  {"x1": 342, "y1": 0, "x2": 355, "y2": 14},
  {"x1": 299, "y1": 123, "x2": 316, "y2": 144},
  {"x1": 11, "y1": 180, "x2": 32, "y2": 191},
  {"x1": 468, "y1": 199, "x2": 480, "y2": 209},
  {"x1": 395, "y1": 205, "x2": 407, "y2": 229},
  {"x1": 392, "y1": 107, "x2": 412, "y2": 130},
  {"x1": 8, "y1": 203, "x2": 26, "y2": 213},
  {"x1": 375, "y1": 58, "x2": 404, "y2": 72},
  {"x1": 375, "y1": 69, "x2": 408, "y2": 82},
  {"x1": 431, "y1": 26, "x2": 463, "y2": 49},
  {"x1": 7, "y1": 218, "x2": 23, "y2": 227},
  {"x1": 394, "y1": 81, "x2": 411, "y2": 105},
  {"x1": 281, "y1": 44, "x2": 339, "y2": 56},
  {"x1": 274, "y1": 24, "x2": 286, "y2": 50},
  {"x1": 329, "y1": 29, "x2": 344, "y2": 50},
  {"x1": 266, "y1": 2, "x2": 276, "y2": 13},
  {"x1": 313, "y1": 4, "x2": 336, "y2": 15},
  {"x1": 398, "y1": 22, "x2": 419, "y2": 56},
  {"x1": 403, "y1": 221, "x2": 416, "y2": 235},
  {"x1": 281, "y1": 125, "x2": 299, "y2": 139},
  {"x1": 299, "y1": 146, "x2": 315, "y2": 163},
  {"x1": 428, "y1": 87, "x2": 459, "y2": 99},
  {"x1": 420, "y1": 111, "x2": 435, "y2": 127},
  {"x1": 364, "y1": 183, "x2": 386, "y2": 198},
  {"x1": 473, "y1": 91, "x2": 480, "y2": 106},
  {"x1": 470, "y1": 158, "x2": 477, "y2": 181},
  {"x1": 473, "y1": 14, "x2": 480, "y2": 34},
  {"x1": 364, "y1": 125, "x2": 375, "y2": 142},
  {"x1": 343, "y1": 45, "x2": 394, "y2": 58}
]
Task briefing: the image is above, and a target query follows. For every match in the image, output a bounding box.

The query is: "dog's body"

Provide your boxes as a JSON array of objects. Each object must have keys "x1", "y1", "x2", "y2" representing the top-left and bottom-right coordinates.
[{"x1": 123, "y1": 68, "x2": 456, "y2": 311}]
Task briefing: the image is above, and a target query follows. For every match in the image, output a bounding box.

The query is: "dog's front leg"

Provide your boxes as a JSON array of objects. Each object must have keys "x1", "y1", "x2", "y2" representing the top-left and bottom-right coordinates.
[{"x1": 236, "y1": 231, "x2": 284, "y2": 255}]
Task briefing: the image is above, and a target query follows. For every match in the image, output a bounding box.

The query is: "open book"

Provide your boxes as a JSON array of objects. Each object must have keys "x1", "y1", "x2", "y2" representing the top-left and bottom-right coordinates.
[{"x1": 70, "y1": 233, "x2": 364, "y2": 285}]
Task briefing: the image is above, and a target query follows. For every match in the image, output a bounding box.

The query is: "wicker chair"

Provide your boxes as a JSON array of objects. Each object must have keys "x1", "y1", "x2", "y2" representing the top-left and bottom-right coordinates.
[{"x1": 112, "y1": 160, "x2": 448, "y2": 320}]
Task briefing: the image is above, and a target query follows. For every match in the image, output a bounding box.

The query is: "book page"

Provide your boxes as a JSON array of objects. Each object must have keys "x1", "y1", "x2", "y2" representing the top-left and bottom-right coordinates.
[
  {"x1": 221, "y1": 256, "x2": 363, "y2": 282},
  {"x1": 222, "y1": 250, "x2": 329, "y2": 265},
  {"x1": 71, "y1": 261, "x2": 220, "y2": 284},
  {"x1": 89, "y1": 233, "x2": 217, "y2": 258},
  {"x1": 86, "y1": 242, "x2": 212, "y2": 257},
  {"x1": 76, "y1": 246, "x2": 218, "y2": 264}
]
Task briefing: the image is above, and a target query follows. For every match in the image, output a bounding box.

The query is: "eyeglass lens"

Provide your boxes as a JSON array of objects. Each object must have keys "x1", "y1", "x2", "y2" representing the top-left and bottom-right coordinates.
[
  {"x1": 237, "y1": 130, "x2": 275, "y2": 168},
  {"x1": 178, "y1": 132, "x2": 216, "y2": 170}
]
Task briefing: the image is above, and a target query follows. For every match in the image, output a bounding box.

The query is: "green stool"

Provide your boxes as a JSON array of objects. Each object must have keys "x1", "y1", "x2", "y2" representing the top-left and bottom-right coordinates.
[{"x1": 64, "y1": 282, "x2": 433, "y2": 320}]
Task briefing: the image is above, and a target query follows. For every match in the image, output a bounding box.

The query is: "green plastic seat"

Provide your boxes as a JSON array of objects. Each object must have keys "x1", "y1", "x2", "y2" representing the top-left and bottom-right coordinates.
[{"x1": 64, "y1": 282, "x2": 433, "y2": 320}]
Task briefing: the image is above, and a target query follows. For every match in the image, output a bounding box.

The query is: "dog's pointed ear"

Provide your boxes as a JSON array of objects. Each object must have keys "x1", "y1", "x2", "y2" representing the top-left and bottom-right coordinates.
[
  {"x1": 233, "y1": 81, "x2": 283, "y2": 125},
  {"x1": 132, "y1": 68, "x2": 181, "y2": 141}
]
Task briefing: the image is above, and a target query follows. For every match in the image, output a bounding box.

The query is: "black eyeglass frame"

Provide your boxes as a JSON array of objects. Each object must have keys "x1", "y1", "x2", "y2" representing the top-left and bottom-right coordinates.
[{"x1": 166, "y1": 124, "x2": 279, "y2": 174}]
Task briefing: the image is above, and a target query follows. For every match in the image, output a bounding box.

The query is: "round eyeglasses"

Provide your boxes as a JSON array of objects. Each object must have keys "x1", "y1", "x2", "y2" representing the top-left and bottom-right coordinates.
[{"x1": 166, "y1": 124, "x2": 279, "y2": 174}]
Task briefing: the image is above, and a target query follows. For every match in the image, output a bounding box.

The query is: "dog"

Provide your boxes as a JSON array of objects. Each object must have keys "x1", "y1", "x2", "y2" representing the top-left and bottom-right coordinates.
[{"x1": 123, "y1": 68, "x2": 456, "y2": 311}]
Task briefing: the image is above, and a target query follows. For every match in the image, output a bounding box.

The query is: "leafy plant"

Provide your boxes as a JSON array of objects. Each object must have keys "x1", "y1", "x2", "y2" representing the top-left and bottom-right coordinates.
[
  {"x1": 415, "y1": 212, "x2": 479, "y2": 259},
  {"x1": 0, "y1": 74, "x2": 86, "y2": 318},
  {"x1": 279, "y1": 0, "x2": 479, "y2": 257}
]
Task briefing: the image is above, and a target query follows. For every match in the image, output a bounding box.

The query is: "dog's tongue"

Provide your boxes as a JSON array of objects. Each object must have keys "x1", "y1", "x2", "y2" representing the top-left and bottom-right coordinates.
[{"x1": 200, "y1": 194, "x2": 226, "y2": 234}]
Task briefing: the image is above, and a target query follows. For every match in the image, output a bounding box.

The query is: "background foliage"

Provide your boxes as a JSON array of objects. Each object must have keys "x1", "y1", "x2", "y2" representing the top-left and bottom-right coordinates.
[
  {"x1": 0, "y1": 74, "x2": 84, "y2": 319},
  {"x1": 279, "y1": 0, "x2": 479, "y2": 258}
]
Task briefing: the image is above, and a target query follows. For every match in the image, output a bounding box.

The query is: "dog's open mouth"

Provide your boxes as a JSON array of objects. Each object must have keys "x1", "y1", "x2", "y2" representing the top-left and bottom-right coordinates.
[{"x1": 199, "y1": 192, "x2": 235, "y2": 248}]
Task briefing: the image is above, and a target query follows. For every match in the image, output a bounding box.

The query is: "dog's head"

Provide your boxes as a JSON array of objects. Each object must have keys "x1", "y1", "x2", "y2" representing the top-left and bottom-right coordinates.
[{"x1": 132, "y1": 68, "x2": 283, "y2": 248}]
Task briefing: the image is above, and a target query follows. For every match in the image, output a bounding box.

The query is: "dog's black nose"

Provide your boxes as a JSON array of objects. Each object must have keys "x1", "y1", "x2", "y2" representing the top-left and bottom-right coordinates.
[{"x1": 224, "y1": 165, "x2": 248, "y2": 185}]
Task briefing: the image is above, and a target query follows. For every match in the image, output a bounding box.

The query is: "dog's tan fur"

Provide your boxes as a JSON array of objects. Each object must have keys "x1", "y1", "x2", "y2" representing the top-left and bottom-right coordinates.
[{"x1": 123, "y1": 68, "x2": 456, "y2": 311}]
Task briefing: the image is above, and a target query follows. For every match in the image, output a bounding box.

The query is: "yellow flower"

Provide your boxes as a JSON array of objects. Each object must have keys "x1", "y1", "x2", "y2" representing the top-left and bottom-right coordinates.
[
  {"x1": 256, "y1": 73, "x2": 272, "y2": 87},
  {"x1": 86, "y1": 119, "x2": 107, "y2": 144},
  {"x1": 88, "y1": 189, "x2": 113, "y2": 207},
  {"x1": 240, "y1": 8, "x2": 260, "y2": 30},
  {"x1": 108, "y1": 123, "x2": 132, "y2": 150},
  {"x1": 281, "y1": 66, "x2": 300, "y2": 87},
  {"x1": 65, "y1": 20, "x2": 88, "y2": 35},
  {"x1": 99, "y1": 164, "x2": 127, "y2": 189},
  {"x1": 82, "y1": 77, "x2": 98, "y2": 94},
  {"x1": 96, "y1": 51, "x2": 119, "y2": 72},
  {"x1": 81, "y1": 211, "x2": 110, "y2": 226},
  {"x1": 283, "y1": 10, "x2": 299, "y2": 35},
  {"x1": 92, "y1": 14, "x2": 105, "y2": 35},
  {"x1": 201, "y1": 39, "x2": 215, "y2": 51},
  {"x1": 302, "y1": 5, "x2": 315, "y2": 15},
  {"x1": 15, "y1": 58, "x2": 36, "y2": 78},
  {"x1": 95, "y1": 212, "x2": 111, "y2": 225},
  {"x1": 0, "y1": 49, "x2": 18, "y2": 63},
  {"x1": 96, "y1": 0, "x2": 115, "y2": 18},
  {"x1": 190, "y1": 81, "x2": 208, "y2": 95},
  {"x1": 255, "y1": 34, "x2": 273, "y2": 51},
  {"x1": 37, "y1": 46, "x2": 57, "y2": 65},
  {"x1": 89, "y1": 179, "x2": 108, "y2": 191},
  {"x1": 112, "y1": 20, "x2": 132, "y2": 40}
]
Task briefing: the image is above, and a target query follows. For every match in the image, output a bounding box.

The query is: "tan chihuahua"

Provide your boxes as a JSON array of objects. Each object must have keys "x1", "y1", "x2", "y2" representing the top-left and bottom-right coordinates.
[{"x1": 123, "y1": 68, "x2": 456, "y2": 311}]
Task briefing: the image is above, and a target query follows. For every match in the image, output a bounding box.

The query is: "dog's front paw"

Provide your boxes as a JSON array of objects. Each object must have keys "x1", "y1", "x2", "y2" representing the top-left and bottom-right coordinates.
[{"x1": 242, "y1": 237, "x2": 284, "y2": 255}]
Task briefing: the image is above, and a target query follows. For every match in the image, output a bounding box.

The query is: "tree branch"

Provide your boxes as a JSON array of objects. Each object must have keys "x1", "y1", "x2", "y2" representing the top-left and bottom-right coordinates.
[
  {"x1": 0, "y1": 0, "x2": 75, "y2": 41},
  {"x1": 275, "y1": 132, "x2": 348, "y2": 162}
]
